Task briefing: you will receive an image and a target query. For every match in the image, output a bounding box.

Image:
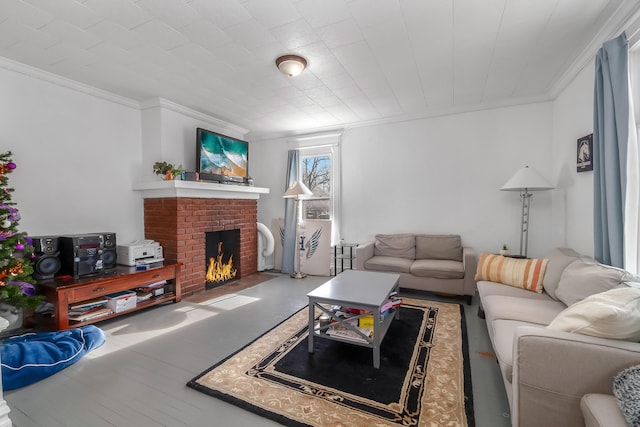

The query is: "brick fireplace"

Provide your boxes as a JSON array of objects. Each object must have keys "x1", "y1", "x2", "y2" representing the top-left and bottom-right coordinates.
[{"x1": 135, "y1": 180, "x2": 268, "y2": 297}]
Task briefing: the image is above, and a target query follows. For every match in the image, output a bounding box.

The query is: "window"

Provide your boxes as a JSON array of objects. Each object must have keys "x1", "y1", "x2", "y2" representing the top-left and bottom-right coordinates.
[
  {"x1": 289, "y1": 133, "x2": 342, "y2": 245},
  {"x1": 621, "y1": 37, "x2": 640, "y2": 272},
  {"x1": 301, "y1": 154, "x2": 331, "y2": 220}
]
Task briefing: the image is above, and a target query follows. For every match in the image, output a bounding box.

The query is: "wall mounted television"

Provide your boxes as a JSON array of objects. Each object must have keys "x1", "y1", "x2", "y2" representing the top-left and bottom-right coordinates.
[{"x1": 196, "y1": 128, "x2": 248, "y2": 183}]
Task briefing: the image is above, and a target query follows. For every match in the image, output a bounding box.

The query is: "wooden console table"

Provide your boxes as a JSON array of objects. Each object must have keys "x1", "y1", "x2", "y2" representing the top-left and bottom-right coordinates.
[{"x1": 39, "y1": 263, "x2": 182, "y2": 330}]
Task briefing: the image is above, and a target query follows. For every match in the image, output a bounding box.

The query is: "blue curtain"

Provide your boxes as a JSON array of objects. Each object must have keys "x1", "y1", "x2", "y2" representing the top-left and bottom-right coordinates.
[
  {"x1": 282, "y1": 150, "x2": 299, "y2": 274},
  {"x1": 593, "y1": 33, "x2": 630, "y2": 268}
]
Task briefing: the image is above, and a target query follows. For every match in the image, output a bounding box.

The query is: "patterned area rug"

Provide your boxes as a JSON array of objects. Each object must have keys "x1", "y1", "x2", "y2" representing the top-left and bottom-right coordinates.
[{"x1": 187, "y1": 298, "x2": 474, "y2": 426}]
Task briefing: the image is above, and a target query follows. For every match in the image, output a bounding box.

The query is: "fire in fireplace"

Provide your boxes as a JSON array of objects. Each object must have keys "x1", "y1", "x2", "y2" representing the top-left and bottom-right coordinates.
[{"x1": 205, "y1": 230, "x2": 240, "y2": 289}]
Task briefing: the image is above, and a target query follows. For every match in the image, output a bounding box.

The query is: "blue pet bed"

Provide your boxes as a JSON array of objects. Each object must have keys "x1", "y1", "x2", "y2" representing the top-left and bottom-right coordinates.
[{"x1": 0, "y1": 325, "x2": 105, "y2": 390}]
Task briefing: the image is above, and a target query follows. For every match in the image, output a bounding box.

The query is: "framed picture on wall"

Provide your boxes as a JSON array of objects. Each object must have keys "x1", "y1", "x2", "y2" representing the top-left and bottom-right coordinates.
[{"x1": 577, "y1": 134, "x2": 593, "y2": 172}]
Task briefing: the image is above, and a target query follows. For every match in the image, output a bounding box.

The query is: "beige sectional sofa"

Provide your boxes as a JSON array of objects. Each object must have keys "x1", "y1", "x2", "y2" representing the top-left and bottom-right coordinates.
[
  {"x1": 477, "y1": 248, "x2": 640, "y2": 427},
  {"x1": 356, "y1": 233, "x2": 477, "y2": 304}
]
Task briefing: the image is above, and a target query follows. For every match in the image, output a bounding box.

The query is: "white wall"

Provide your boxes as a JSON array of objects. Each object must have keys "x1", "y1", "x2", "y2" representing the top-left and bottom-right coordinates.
[
  {"x1": 253, "y1": 102, "x2": 556, "y2": 258},
  {"x1": 0, "y1": 66, "x2": 251, "y2": 246},
  {"x1": 551, "y1": 62, "x2": 596, "y2": 256},
  {"x1": 250, "y1": 138, "x2": 289, "y2": 226},
  {"x1": 0, "y1": 54, "x2": 595, "y2": 259},
  {"x1": 139, "y1": 99, "x2": 249, "y2": 182},
  {"x1": 0, "y1": 65, "x2": 144, "y2": 243}
]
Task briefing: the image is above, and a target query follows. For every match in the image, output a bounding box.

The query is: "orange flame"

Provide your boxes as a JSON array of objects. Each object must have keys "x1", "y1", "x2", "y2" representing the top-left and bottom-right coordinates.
[{"x1": 205, "y1": 242, "x2": 237, "y2": 283}]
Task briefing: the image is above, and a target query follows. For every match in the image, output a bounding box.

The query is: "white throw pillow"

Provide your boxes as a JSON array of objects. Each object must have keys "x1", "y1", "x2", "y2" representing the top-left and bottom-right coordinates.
[{"x1": 547, "y1": 286, "x2": 640, "y2": 341}]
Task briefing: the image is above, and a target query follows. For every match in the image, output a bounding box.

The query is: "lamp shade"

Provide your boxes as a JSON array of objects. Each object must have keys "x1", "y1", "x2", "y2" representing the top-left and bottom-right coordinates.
[
  {"x1": 276, "y1": 55, "x2": 307, "y2": 77},
  {"x1": 501, "y1": 166, "x2": 554, "y2": 191},
  {"x1": 283, "y1": 180, "x2": 313, "y2": 198}
]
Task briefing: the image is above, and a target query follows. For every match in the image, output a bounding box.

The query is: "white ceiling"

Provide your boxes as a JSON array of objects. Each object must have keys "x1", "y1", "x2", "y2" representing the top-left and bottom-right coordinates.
[{"x1": 0, "y1": 0, "x2": 638, "y2": 139}]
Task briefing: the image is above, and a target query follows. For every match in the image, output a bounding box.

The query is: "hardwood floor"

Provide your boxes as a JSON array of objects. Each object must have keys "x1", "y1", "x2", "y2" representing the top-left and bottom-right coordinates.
[{"x1": 5, "y1": 273, "x2": 510, "y2": 427}]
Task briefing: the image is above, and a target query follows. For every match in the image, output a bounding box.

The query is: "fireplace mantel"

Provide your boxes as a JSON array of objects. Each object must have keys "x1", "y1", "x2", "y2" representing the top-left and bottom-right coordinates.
[{"x1": 133, "y1": 180, "x2": 269, "y2": 199}]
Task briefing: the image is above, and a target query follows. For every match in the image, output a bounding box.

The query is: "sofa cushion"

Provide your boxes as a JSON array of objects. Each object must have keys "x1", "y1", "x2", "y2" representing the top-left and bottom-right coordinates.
[
  {"x1": 492, "y1": 319, "x2": 540, "y2": 383},
  {"x1": 374, "y1": 234, "x2": 415, "y2": 259},
  {"x1": 475, "y1": 253, "x2": 548, "y2": 293},
  {"x1": 415, "y1": 234, "x2": 462, "y2": 261},
  {"x1": 542, "y1": 248, "x2": 581, "y2": 300},
  {"x1": 483, "y1": 295, "x2": 566, "y2": 326},
  {"x1": 364, "y1": 256, "x2": 413, "y2": 273},
  {"x1": 555, "y1": 259, "x2": 634, "y2": 306},
  {"x1": 480, "y1": 294, "x2": 564, "y2": 347},
  {"x1": 547, "y1": 286, "x2": 640, "y2": 341},
  {"x1": 613, "y1": 365, "x2": 640, "y2": 427},
  {"x1": 410, "y1": 259, "x2": 464, "y2": 279}
]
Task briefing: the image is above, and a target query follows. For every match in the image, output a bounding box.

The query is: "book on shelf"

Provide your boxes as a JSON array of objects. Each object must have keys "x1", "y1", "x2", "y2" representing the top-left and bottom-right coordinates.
[
  {"x1": 68, "y1": 297, "x2": 108, "y2": 312},
  {"x1": 381, "y1": 296, "x2": 402, "y2": 312},
  {"x1": 342, "y1": 307, "x2": 371, "y2": 315},
  {"x1": 69, "y1": 304, "x2": 108, "y2": 315},
  {"x1": 340, "y1": 297, "x2": 402, "y2": 319},
  {"x1": 68, "y1": 307, "x2": 113, "y2": 322},
  {"x1": 326, "y1": 327, "x2": 373, "y2": 343},
  {"x1": 136, "y1": 280, "x2": 166, "y2": 290},
  {"x1": 135, "y1": 290, "x2": 153, "y2": 302},
  {"x1": 330, "y1": 310, "x2": 358, "y2": 326},
  {"x1": 357, "y1": 309, "x2": 396, "y2": 328},
  {"x1": 135, "y1": 280, "x2": 167, "y2": 297}
]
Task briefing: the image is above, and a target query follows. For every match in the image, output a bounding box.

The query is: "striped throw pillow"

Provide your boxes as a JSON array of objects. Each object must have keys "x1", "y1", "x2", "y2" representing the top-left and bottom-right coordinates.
[{"x1": 475, "y1": 252, "x2": 549, "y2": 293}]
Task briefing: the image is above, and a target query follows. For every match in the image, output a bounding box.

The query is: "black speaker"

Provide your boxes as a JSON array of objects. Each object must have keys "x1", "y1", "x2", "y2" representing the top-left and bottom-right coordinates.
[
  {"x1": 102, "y1": 232, "x2": 117, "y2": 269},
  {"x1": 31, "y1": 236, "x2": 61, "y2": 281}
]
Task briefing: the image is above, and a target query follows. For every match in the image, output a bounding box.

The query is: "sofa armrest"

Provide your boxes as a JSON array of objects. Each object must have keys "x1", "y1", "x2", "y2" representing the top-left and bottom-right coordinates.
[
  {"x1": 462, "y1": 246, "x2": 477, "y2": 297},
  {"x1": 511, "y1": 325, "x2": 640, "y2": 427},
  {"x1": 581, "y1": 394, "x2": 628, "y2": 427},
  {"x1": 356, "y1": 241, "x2": 374, "y2": 270}
]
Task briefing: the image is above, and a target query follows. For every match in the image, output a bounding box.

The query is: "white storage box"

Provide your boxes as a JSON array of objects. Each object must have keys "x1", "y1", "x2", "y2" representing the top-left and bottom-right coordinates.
[{"x1": 106, "y1": 290, "x2": 137, "y2": 313}]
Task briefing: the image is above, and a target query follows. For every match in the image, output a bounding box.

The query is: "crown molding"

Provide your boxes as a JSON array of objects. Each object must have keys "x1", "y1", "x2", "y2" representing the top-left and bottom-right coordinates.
[
  {"x1": 248, "y1": 94, "x2": 551, "y2": 142},
  {"x1": 0, "y1": 56, "x2": 248, "y2": 138},
  {"x1": 140, "y1": 97, "x2": 249, "y2": 138},
  {"x1": 0, "y1": 56, "x2": 140, "y2": 110},
  {"x1": 549, "y1": 0, "x2": 640, "y2": 99}
]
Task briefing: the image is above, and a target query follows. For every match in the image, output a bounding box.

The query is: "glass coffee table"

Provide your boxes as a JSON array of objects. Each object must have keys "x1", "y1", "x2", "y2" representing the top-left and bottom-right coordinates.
[{"x1": 307, "y1": 270, "x2": 401, "y2": 368}]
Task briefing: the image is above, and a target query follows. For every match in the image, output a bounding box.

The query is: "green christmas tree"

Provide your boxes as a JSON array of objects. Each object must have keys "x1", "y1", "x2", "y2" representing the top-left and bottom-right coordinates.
[{"x1": 0, "y1": 151, "x2": 43, "y2": 309}]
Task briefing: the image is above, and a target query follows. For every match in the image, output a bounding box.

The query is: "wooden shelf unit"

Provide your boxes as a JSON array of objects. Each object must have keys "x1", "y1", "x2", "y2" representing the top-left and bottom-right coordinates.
[{"x1": 39, "y1": 263, "x2": 182, "y2": 330}]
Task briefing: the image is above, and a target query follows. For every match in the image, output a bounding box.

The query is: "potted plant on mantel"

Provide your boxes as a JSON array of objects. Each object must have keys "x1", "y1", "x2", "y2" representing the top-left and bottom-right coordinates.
[
  {"x1": 153, "y1": 161, "x2": 184, "y2": 180},
  {"x1": 0, "y1": 151, "x2": 45, "y2": 335}
]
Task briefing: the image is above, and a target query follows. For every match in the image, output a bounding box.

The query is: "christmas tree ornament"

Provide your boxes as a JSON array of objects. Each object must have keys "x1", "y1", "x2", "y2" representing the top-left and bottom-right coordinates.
[{"x1": 9, "y1": 264, "x2": 23, "y2": 276}]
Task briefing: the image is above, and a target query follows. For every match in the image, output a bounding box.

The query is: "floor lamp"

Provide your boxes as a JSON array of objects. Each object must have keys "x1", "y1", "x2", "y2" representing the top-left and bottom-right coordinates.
[
  {"x1": 283, "y1": 180, "x2": 313, "y2": 279},
  {"x1": 501, "y1": 166, "x2": 554, "y2": 258}
]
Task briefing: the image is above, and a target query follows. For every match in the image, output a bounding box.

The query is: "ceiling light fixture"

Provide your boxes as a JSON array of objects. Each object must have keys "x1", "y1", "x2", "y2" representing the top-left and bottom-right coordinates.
[{"x1": 275, "y1": 55, "x2": 307, "y2": 77}]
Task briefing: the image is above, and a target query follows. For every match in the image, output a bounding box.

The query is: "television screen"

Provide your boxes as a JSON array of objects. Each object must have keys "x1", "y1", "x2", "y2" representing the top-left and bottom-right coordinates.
[{"x1": 196, "y1": 128, "x2": 248, "y2": 182}]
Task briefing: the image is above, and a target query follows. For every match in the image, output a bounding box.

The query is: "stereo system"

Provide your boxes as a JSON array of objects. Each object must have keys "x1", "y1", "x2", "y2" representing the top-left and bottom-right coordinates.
[{"x1": 58, "y1": 233, "x2": 117, "y2": 279}]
